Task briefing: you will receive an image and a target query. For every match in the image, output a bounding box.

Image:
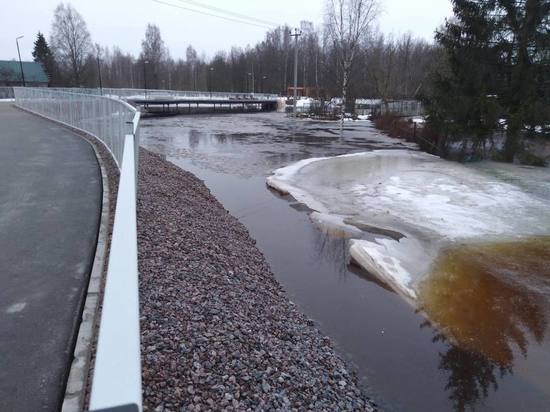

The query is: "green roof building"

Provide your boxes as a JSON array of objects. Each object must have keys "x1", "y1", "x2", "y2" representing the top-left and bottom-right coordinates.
[{"x1": 0, "y1": 60, "x2": 49, "y2": 86}]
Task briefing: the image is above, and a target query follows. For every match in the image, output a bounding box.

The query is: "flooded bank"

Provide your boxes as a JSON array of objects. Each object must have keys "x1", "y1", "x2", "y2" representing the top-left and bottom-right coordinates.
[{"x1": 140, "y1": 112, "x2": 550, "y2": 411}]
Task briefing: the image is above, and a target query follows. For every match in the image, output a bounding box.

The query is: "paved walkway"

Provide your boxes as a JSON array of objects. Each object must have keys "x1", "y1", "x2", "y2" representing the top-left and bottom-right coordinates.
[{"x1": 0, "y1": 104, "x2": 102, "y2": 411}]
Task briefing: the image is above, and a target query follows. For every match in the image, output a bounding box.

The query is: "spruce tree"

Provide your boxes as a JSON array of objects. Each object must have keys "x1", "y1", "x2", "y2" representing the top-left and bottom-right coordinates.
[
  {"x1": 32, "y1": 32, "x2": 56, "y2": 84},
  {"x1": 425, "y1": 0, "x2": 550, "y2": 162}
]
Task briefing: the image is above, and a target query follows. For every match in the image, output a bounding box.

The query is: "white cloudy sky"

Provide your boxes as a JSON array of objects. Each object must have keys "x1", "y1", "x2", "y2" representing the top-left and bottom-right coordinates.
[{"x1": 0, "y1": 0, "x2": 452, "y2": 61}]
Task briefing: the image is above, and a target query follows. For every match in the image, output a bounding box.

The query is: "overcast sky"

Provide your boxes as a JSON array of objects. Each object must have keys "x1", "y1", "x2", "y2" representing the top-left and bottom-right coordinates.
[{"x1": 0, "y1": 0, "x2": 453, "y2": 61}]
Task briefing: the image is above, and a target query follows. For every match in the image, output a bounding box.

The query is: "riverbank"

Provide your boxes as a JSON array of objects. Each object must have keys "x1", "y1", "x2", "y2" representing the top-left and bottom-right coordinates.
[{"x1": 137, "y1": 148, "x2": 375, "y2": 411}]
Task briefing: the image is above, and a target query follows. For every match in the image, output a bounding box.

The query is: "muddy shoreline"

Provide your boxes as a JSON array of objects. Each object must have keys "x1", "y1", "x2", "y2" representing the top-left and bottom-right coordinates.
[{"x1": 137, "y1": 148, "x2": 375, "y2": 411}]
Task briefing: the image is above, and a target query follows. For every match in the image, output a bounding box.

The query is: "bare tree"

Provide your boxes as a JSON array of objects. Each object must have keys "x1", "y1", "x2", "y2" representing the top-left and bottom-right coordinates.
[
  {"x1": 50, "y1": 3, "x2": 92, "y2": 85},
  {"x1": 324, "y1": 0, "x2": 380, "y2": 114},
  {"x1": 186, "y1": 45, "x2": 198, "y2": 90},
  {"x1": 140, "y1": 24, "x2": 168, "y2": 89}
]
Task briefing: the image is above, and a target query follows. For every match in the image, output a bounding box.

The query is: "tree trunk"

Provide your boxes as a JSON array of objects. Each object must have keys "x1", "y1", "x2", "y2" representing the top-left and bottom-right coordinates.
[{"x1": 341, "y1": 66, "x2": 348, "y2": 128}]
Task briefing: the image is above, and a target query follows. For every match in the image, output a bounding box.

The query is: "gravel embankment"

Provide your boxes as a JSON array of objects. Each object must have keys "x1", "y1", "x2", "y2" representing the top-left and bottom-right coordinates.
[{"x1": 137, "y1": 148, "x2": 375, "y2": 411}]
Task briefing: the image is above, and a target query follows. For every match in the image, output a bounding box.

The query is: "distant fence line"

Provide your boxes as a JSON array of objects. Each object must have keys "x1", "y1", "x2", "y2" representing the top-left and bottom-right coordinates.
[
  {"x1": 355, "y1": 99, "x2": 424, "y2": 117},
  {"x1": 14, "y1": 87, "x2": 142, "y2": 412}
]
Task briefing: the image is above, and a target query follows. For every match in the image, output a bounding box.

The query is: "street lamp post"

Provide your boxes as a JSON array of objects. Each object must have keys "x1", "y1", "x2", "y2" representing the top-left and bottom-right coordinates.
[
  {"x1": 16, "y1": 35, "x2": 25, "y2": 87},
  {"x1": 143, "y1": 60, "x2": 149, "y2": 99}
]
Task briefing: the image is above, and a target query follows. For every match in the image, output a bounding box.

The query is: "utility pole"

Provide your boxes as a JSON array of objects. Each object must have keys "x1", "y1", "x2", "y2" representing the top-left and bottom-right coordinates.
[
  {"x1": 290, "y1": 28, "x2": 302, "y2": 117},
  {"x1": 16, "y1": 35, "x2": 25, "y2": 87}
]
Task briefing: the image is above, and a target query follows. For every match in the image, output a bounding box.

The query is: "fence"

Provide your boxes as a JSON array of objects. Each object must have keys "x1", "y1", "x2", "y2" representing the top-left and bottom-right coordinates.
[
  {"x1": 14, "y1": 87, "x2": 142, "y2": 412},
  {"x1": 355, "y1": 99, "x2": 424, "y2": 117},
  {"x1": 0, "y1": 86, "x2": 14, "y2": 99}
]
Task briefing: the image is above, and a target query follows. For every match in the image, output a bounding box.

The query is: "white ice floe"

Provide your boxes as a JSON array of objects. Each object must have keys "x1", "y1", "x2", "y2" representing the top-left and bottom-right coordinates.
[{"x1": 267, "y1": 150, "x2": 550, "y2": 299}]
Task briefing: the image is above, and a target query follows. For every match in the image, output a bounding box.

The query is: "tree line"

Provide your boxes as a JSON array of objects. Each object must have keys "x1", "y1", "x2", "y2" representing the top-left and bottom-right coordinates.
[
  {"x1": 30, "y1": 0, "x2": 548, "y2": 162},
  {"x1": 33, "y1": 1, "x2": 435, "y2": 105}
]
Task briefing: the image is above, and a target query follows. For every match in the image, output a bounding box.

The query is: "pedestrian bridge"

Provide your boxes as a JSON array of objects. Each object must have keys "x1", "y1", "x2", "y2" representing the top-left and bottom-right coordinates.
[{"x1": 50, "y1": 87, "x2": 280, "y2": 115}]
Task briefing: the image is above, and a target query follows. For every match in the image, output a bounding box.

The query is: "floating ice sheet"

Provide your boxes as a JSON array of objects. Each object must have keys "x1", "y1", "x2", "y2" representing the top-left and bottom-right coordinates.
[{"x1": 267, "y1": 150, "x2": 550, "y2": 299}]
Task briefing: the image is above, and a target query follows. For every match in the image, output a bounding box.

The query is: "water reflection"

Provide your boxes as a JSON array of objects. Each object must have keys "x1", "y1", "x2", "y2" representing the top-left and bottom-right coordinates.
[
  {"x1": 311, "y1": 223, "x2": 352, "y2": 276},
  {"x1": 419, "y1": 238, "x2": 550, "y2": 368},
  {"x1": 436, "y1": 335, "x2": 511, "y2": 412},
  {"x1": 347, "y1": 234, "x2": 550, "y2": 411},
  {"x1": 419, "y1": 237, "x2": 550, "y2": 410},
  {"x1": 188, "y1": 129, "x2": 200, "y2": 149}
]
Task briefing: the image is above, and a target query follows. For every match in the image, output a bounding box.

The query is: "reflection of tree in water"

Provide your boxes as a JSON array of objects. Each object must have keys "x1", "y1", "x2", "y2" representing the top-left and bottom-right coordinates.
[
  {"x1": 418, "y1": 239, "x2": 550, "y2": 411},
  {"x1": 419, "y1": 241, "x2": 548, "y2": 366},
  {"x1": 188, "y1": 129, "x2": 201, "y2": 149},
  {"x1": 310, "y1": 217, "x2": 355, "y2": 276},
  {"x1": 422, "y1": 318, "x2": 511, "y2": 412}
]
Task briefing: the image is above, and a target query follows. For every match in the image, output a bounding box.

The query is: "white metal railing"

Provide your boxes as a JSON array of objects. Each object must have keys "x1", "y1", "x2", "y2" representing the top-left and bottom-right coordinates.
[
  {"x1": 14, "y1": 87, "x2": 142, "y2": 412},
  {"x1": 0, "y1": 86, "x2": 14, "y2": 99},
  {"x1": 50, "y1": 86, "x2": 279, "y2": 101}
]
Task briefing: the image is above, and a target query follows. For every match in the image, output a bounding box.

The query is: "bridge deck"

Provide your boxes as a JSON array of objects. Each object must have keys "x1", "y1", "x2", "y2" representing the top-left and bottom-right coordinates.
[
  {"x1": 0, "y1": 103, "x2": 102, "y2": 411},
  {"x1": 128, "y1": 98, "x2": 277, "y2": 105}
]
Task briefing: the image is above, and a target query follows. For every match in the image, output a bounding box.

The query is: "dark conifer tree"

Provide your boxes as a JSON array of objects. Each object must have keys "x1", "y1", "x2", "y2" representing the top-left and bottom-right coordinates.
[
  {"x1": 32, "y1": 32, "x2": 57, "y2": 84},
  {"x1": 425, "y1": 0, "x2": 550, "y2": 162}
]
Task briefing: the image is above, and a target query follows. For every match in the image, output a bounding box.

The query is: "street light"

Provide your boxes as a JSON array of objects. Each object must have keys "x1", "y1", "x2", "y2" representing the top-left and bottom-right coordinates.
[
  {"x1": 143, "y1": 60, "x2": 149, "y2": 99},
  {"x1": 16, "y1": 35, "x2": 25, "y2": 87}
]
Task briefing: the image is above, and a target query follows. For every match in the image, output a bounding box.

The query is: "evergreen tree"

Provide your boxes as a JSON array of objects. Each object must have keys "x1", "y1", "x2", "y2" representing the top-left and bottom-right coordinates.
[
  {"x1": 425, "y1": 0, "x2": 550, "y2": 162},
  {"x1": 492, "y1": 0, "x2": 550, "y2": 161},
  {"x1": 32, "y1": 32, "x2": 56, "y2": 84}
]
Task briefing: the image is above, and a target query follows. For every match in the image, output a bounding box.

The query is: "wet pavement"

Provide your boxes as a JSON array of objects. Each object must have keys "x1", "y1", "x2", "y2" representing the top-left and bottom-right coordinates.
[
  {"x1": 0, "y1": 104, "x2": 101, "y2": 411},
  {"x1": 140, "y1": 112, "x2": 550, "y2": 411}
]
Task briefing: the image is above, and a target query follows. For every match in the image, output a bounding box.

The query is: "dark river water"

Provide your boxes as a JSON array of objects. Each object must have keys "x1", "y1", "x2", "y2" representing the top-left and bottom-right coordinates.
[{"x1": 140, "y1": 112, "x2": 550, "y2": 411}]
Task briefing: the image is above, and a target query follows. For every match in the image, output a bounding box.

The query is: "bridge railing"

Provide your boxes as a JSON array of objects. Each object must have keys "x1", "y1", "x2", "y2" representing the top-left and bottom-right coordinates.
[
  {"x1": 49, "y1": 86, "x2": 279, "y2": 101},
  {"x1": 13, "y1": 87, "x2": 142, "y2": 412}
]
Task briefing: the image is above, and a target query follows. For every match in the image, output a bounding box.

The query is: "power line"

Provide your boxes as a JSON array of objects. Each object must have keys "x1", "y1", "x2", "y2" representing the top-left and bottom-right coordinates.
[
  {"x1": 175, "y1": 0, "x2": 280, "y2": 27},
  {"x1": 152, "y1": 0, "x2": 276, "y2": 30}
]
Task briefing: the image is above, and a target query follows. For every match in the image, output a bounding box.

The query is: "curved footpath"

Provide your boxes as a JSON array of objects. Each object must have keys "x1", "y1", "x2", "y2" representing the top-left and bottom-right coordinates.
[
  {"x1": 138, "y1": 149, "x2": 375, "y2": 411},
  {"x1": 0, "y1": 103, "x2": 101, "y2": 411}
]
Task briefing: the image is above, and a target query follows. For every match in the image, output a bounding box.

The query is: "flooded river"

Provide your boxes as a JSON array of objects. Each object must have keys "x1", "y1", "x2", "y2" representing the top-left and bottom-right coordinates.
[{"x1": 140, "y1": 112, "x2": 550, "y2": 411}]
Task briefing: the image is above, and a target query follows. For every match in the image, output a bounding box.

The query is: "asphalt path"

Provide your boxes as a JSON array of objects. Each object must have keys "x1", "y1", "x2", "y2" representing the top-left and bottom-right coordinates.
[{"x1": 0, "y1": 103, "x2": 101, "y2": 411}]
